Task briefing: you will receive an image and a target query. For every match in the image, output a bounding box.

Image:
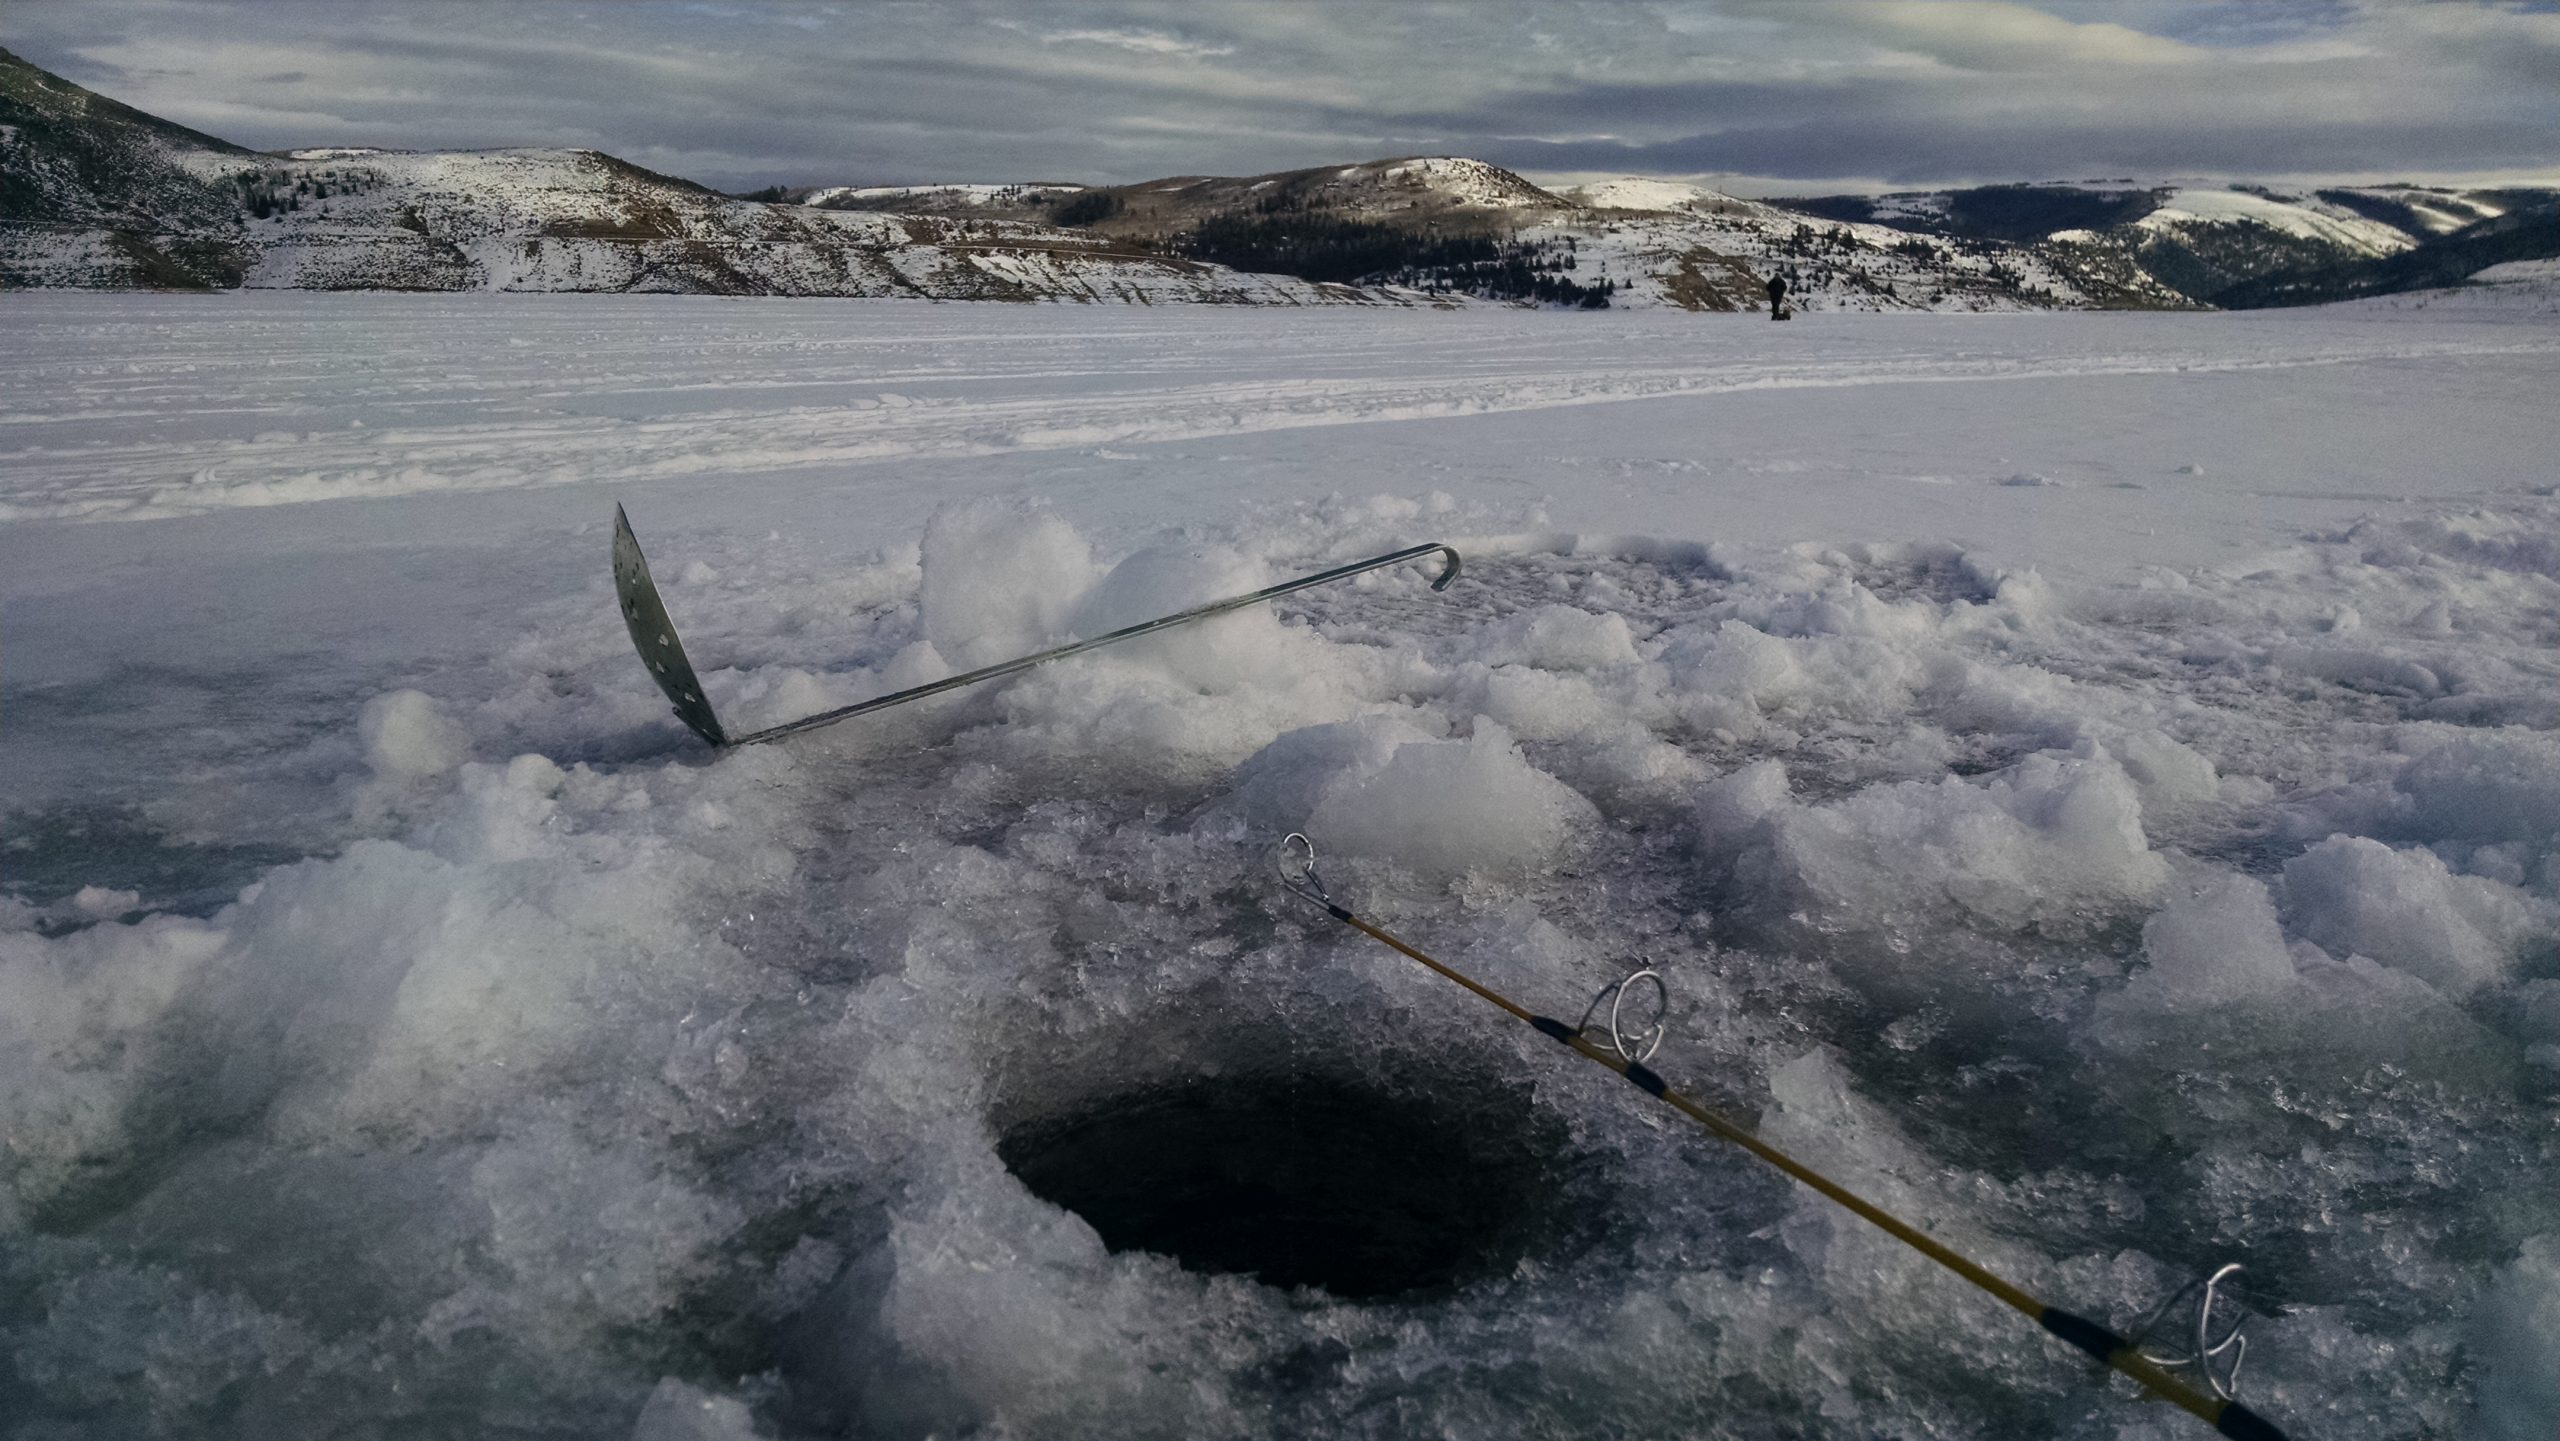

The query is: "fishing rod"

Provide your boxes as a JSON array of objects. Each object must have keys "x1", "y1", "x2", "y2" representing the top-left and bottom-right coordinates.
[
  {"x1": 1274, "y1": 833, "x2": 2285, "y2": 1441},
  {"x1": 612, "y1": 505, "x2": 1461, "y2": 749}
]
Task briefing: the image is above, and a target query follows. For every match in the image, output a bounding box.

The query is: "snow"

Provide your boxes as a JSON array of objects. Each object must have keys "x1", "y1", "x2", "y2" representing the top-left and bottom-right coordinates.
[
  {"x1": 357, "y1": 688, "x2": 472, "y2": 780},
  {"x1": 633, "y1": 1379, "x2": 766, "y2": 1441},
  {"x1": 1372, "y1": 159, "x2": 1546, "y2": 207},
  {"x1": 2476, "y1": 1236, "x2": 2560, "y2": 1441},
  {"x1": 2474, "y1": 258, "x2": 2560, "y2": 285},
  {"x1": 1538, "y1": 194, "x2": 2186, "y2": 312},
  {"x1": 2, "y1": 294, "x2": 2558, "y2": 1440},
  {"x1": 1558, "y1": 177, "x2": 1747, "y2": 213},
  {"x1": 2337, "y1": 260, "x2": 2560, "y2": 317},
  {"x1": 2331, "y1": 186, "x2": 2509, "y2": 234},
  {"x1": 2137, "y1": 187, "x2": 2417, "y2": 256},
  {"x1": 1302, "y1": 720, "x2": 1598, "y2": 884},
  {"x1": 8, "y1": 141, "x2": 1396, "y2": 303},
  {"x1": 918, "y1": 498, "x2": 1101, "y2": 667},
  {"x1": 2106, "y1": 872, "x2": 2299, "y2": 1011},
  {"x1": 2281, "y1": 834, "x2": 2547, "y2": 998},
  {"x1": 1368, "y1": 157, "x2": 1554, "y2": 208},
  {"x1": 1699, "y1": 745, "x2": 2175, "y2": 982},
  {"x1": 1866, "y1": 192, "x2": 1954, "y2": 224},
  {"x1": 25, "y1": 293, "x2": 2559, "y2": 526},
  {"x1": 807, "y1": 183, "x2": 1079, "y2": 208}
]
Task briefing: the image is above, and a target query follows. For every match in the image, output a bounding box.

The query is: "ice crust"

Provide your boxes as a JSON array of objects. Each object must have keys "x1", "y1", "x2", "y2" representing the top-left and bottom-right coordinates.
[
  {"x1": 358, "y1": 688, "x2": 471, "y2": 780},
  {"x1": 1302, "y1": 720, "x2": 1598, "y2": 883},
  {"x1": 2476, "y1": 1237, "x2": 2560, "y2": 1441},
  {"x1": 1697, "y1": 747, "x2": 2171, "y2": 963},
  {"x1": 918, "y1": 499, "x2": 1101, "y2": 669},
  {"x1": 3, "y1": 299, "x2": 2559, "y2": 1440},
  {"x1": 2283, "y1": 834, "x2": 2545, "y2": 998}
]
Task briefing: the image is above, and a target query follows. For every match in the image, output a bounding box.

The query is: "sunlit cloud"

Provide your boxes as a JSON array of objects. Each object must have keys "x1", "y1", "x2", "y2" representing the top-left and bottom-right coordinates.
[{"x1": 1036, "y1": 27, "x2": 1236, "y2": 60}]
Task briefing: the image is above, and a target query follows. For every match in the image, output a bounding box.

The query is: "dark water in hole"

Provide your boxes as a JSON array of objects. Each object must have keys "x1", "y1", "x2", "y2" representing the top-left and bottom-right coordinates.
[
  {"x1": 997, "y1": 1072, "x2": 1560, "y2": 1300},
  {"x1": 1, "y1": 805, "x2": 311, "y2": 923}
]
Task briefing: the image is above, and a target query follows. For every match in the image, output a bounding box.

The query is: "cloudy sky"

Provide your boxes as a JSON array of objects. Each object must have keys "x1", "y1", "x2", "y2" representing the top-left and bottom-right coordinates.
[{"x1": 8, "y1": 1, "x2": 2557, "y2": 194}]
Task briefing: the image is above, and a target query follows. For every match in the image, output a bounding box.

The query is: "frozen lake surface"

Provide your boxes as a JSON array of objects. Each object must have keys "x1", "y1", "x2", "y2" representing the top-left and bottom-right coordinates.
[{"x1": 3, "y1": 294, "x2": 2557, "y2": 1439}]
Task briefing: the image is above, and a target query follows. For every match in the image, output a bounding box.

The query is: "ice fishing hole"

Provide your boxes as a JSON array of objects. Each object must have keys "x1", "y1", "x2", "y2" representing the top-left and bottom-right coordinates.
[{"x1": 996, "y1": 1070, "x2": 1570, "y2": 1300}]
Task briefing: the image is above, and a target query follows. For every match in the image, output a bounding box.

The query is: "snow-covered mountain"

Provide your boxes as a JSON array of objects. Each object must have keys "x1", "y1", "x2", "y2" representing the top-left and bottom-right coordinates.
[
  {"x1": 1089, "y1": 155, "x2": 1569, "y2": 229},
  {"x1": 1790, "y1": 180, "x2": 2558, "y2": 306},
  {"x1": 1524, "y1": 179, "x2": 2188, "y2": 312},
  {"x1": 798, "y1": 182, "x2": 1086, "y2": 219},
  {"x1": 0, "y1": 42, "x2": 265, "y2": 286},
  {"x1": 2114, "y1": 185, "x2": 2425, "y2": 300},
  {"x1": 206, "y1": 148, "x2": 1403, "y2": 301},
  {"x1": 1463, "y1": 172, "x2": 2552, "y2": 310},
  {"x1": 0, "y1": 48, "x2": 1418, "y2": 304},
  {"x1": 1555, "y1": 177, "x2": 1758, "y2": 215},
  {"x1": 9, "y1": 42, "x2": 2549, "y2": 312},
  {"x1": 853, "y1": 157, "x2": 2180, "y2": 312},
  {"x1": 793, "y1": 156, "x2": 1568, "y2": 237},
  {"x1": 2134, "y1": 186, "x2": 2414, "y2": 255}
]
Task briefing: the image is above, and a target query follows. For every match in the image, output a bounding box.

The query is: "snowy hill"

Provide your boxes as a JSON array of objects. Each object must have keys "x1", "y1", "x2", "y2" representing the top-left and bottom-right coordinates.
[
  {"x1": 960, "y1": 154, "x2": 1575, "y2": 238},
  {"x1": 0, "y1": 43, "x2": 264, "y2": 285},
  {"x1": 2135, "y1": 186, "x2": 2413, "y2": 256},
  {"x1": 2117, "y1": 185, "x2": 2421, "y2": 300},
  {"x1": 1788, "y1": 179, "x2": 2559, "y2": 307},
  {"x1": 1554, "y1": 177, "x2": 1761, "y2": 216},
  {"x1": 0, "y1": 49, "x2": 1417, "y2": 304},
  {"x1": 800, "y1": 159, "x2": 1567, "y2": 229},
  {"x1": 9, "y1": 41, "x2": 2547, "y2": 314},
  {"x1": 1527, "y1": 186, "x2": 2187, "y2": 312},
  {"x1": 213, "y1": 147, "x2": 1399, "y2": 301},
  {"x1": 982, "y1": 161, "x2": 2188, "y2": 313},
  {"x1": 800, "y1": 182, "x2": 1087, "y2": 222},
  {"x1": 2212, "y1": 194, "x2": 2560, "y2": 309},
  {"x1": 2308, "y1": 255, "x2": 2560, "y2": 316},
  {"x1": 679, "y1": 154, "x2": 2158, "y2": 313},
  {"x1": 2314, "y1": 184, "x2": 2512, "y2": 237}
]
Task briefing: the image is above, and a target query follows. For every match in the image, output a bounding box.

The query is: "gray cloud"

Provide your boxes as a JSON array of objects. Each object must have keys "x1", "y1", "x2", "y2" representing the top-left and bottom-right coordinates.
[{"x1": 4, "y1": 0, "x2": 2554, "y2": 192}]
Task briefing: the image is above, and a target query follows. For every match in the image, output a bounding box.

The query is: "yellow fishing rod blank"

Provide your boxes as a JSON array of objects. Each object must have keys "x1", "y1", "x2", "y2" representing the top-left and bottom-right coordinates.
[{"x1": 1275, "y1": 834, "x2": 2290, "y2": 1441}]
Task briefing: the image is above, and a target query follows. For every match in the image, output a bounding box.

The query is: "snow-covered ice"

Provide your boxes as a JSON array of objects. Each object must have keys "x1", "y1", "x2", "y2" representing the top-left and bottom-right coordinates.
[
  {"x1": 2, "y1": 294, "x2": 2558, "y2": 1440},
  {"x1": 2339, "y1": 258, "x2": 2560, "y2": 317}
]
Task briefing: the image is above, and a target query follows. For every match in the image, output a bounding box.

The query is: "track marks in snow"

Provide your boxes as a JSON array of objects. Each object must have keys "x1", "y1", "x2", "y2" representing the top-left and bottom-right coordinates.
[{"x1": 3, "y1": 296, "x2": 2554, "y2": 523}]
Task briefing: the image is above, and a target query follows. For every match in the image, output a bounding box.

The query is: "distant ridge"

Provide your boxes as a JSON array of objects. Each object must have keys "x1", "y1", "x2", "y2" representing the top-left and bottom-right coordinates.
[
  {"x1": 1786, "y1": 179, "x2": 2557, "y2": 307},
  {"x1": 0, "y1": 47, "x2": 1422, "y2": 303},
  {"x1": 5, "y1": 45, "x2": 2550, "y2": 309}
]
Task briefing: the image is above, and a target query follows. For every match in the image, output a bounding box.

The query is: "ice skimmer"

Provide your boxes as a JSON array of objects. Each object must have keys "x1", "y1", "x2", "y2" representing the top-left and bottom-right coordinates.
[{"x1": 612, "y1": 504, "x2": 1461, "y2": 749}]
